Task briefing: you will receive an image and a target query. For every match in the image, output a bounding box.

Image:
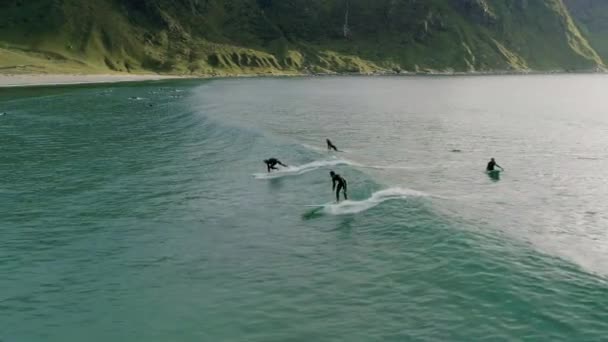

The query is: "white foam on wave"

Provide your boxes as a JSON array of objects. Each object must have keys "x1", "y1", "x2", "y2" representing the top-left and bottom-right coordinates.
[
  {"x1": 359, "y1": 164, "x2": 419, "y2": 170},
  {"x1": 301, "y1": 143, "x2": 325, "y2": 152},
  {"x1": 253, "y1": 159, "x2": 353, "y2": 179},
  {"x1": 301, "y1": 143, "x2": 349, "y2": 153},
  {"x1": 300, "y1": 144, "x2": 422, "y2": 170},
  {"x1": 321, "y1": 187, "x2": 428, "y2": 215}
]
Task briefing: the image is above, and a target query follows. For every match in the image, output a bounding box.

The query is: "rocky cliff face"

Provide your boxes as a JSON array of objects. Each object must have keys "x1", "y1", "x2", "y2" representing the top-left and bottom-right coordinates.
[{"x1": 0, "y1": 0, "x2": 605, "y2": 75}]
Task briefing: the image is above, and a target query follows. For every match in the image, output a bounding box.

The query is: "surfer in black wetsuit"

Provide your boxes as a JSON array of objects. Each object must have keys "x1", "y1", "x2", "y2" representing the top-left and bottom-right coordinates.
[
  {"x1": 327, "y1": 139, "x2": 339, "y2": 152},
  {"x1": 486, "y1": 158, "x2": 503, "y2": 171},
  {"x1": 264, "y1": 158, "x2": 287, "y2": 173},
  {"x1": 330, "y1": 171, "x2": 348, "y2": 202}
]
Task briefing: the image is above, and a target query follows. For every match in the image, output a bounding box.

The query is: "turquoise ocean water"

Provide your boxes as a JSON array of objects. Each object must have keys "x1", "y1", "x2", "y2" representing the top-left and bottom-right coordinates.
[{"x1": 2, "y1": 75, "x2": 608, "y2": 341}]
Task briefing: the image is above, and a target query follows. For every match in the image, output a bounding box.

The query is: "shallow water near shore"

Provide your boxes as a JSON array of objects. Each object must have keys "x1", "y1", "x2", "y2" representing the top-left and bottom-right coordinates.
[{"x1": 2, "y1": 75, "x2": 608, "y2": 341}]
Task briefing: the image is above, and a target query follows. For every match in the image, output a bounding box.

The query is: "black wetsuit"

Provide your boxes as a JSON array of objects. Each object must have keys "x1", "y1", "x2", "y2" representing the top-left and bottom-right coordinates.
[
  {"x1": 265, "y1": 158, "x2": 286, "y2": 172},
  {"x1": 331, "y1": 173, "x2": 348, "y2": 202},
  {"x1": 486, "y1": 160, "x2": 498, "y2": 171},
  {"x1": 327, "y1": 139, "x2": 338, "y2": 152}
]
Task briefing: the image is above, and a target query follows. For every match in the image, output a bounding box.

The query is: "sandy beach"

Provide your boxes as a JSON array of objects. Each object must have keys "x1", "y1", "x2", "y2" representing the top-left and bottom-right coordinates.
[{"x1": 0, "y1": 74, "x2": 188, "y2": 88}]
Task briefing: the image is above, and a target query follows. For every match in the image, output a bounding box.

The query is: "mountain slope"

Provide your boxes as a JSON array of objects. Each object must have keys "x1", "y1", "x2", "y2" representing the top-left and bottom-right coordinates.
[
  {"x1": 564, "y1": 0, "x2": 608, "y2": 62},
  {"x1": 0, "y1": 0, "x2": 605, "y2": 75}
]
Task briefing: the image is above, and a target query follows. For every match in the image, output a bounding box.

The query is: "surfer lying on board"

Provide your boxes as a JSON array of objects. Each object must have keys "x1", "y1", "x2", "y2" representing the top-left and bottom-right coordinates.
[
  {"x1": 264, "y1": 158, "x2": 287, "y2": 173},
  {"x1": 486, "y1": 158, "x2": 503, "y2": 171},
  {"x1": 330, "y1": 171, "x2": 348, "y2": 202},
  {"x1": 327, "y1": 139, "x2": 339, "y2": 152}
]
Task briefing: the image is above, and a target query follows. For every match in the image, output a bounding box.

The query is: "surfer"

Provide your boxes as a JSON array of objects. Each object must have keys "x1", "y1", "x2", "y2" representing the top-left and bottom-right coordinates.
[
  {"x1": 486, "y1": 158, "x2": 503, "y2": 171},
  {"x1": 264, "y1": 158, "x2": 287, "y2": 173},
  {"x1": 330, "y1": 171, "x2": 348, "y2": 202},
  {"x1": 326, "y1": 139, "x2": 339, "y2": 152}
]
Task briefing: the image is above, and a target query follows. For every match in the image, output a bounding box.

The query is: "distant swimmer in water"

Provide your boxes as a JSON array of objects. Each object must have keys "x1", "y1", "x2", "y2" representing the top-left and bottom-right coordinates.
[
  {"x1": 486, "y1": 158, "x2": 504, "y2": 171},
  {"x1": 330, "y1": 171, "x2": 348, "y2": 202},
  {"x1": 264, "y1": 158, "x2": 287, "y2": 173},
  {"x1": 326, "y1": 139, "x2": 339, "y2": 152}
]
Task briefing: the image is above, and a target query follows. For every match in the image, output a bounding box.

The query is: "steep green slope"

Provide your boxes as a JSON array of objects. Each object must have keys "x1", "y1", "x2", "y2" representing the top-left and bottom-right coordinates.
[
  {"x1": 0, "y1": 0, "x2": 604, "y2": 75},
  {"x1": 564, "y1": 0, "x2": 608, "y2": 62}
]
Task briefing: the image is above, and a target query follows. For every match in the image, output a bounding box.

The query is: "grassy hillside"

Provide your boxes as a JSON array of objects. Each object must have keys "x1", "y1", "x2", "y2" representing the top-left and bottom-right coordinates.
[
  {"x1": 564, "y1": 0, "x2": 608, "y2": 62},
  {"x1": 0, "y1": 0, "x2": 605, "y2": 75}
]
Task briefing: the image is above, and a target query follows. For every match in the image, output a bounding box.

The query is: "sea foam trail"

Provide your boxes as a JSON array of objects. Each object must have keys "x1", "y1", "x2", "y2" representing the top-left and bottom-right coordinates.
[
  {"x1": 316, "y1": 187, "x2": 428, "y2": 215},
  {"x1": 358, "y1": 164, "x2": 420, "y2": 170},
  {"x1": 301, "y1": 143, "x2": 350, "y2": 153},
  {"x1": 301, "y1": 143, "x2": 325, "y2": 152},
  {"x1": 253, "y1": 159, "x2": 353, "y2": 179},
  {"x1": 300, "y1": 144, "x2": 426, "y2": 170}
]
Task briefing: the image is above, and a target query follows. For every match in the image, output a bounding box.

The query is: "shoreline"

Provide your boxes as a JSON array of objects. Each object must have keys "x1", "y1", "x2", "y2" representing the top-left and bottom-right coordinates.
[
  {"x1": 0, "y1": 69, "x2": 606, "y2": 88},
  {"x1": 0, "y1": 74, "x2": 192, "y2": 88}
]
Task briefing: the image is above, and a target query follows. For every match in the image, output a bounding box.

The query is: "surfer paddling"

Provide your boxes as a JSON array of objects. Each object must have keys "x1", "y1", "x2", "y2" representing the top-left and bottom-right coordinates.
[
  {"x1": 486, "y1": 158, "x2": 503, "y2": 172},
  {"x1": 326, "y1": 139, "x2": 339, "y2": 152},
  {"x1": 330, "y1": 171, "x2": 348, "y2": 202},
  {"x1": 264, "y1": 158, "x2": 287, "y2": 173}
]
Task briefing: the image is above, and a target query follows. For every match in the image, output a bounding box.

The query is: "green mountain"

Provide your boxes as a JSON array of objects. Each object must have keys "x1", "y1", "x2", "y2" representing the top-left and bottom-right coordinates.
[
  {"x1": 564, "y1": 0, "x2": 608, "y2": 62},
  {"x1": 1, "y1": 0, "x2": 607, "y2": 75}
]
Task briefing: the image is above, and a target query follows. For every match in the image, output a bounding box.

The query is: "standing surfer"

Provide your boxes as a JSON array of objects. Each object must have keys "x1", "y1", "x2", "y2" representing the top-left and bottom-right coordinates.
[
  {"x1": 486, "y1": 158, "x2": 503, "y2": 172},
  {"x1": 264, "y1": 158, "x2": 287, "y2": 173},
  {"x1": 330, "y1": 171, "x2": 348, "y2": 202},
  {"x1": 326, "y1": 139, "x2": 339, "y2": 152}
]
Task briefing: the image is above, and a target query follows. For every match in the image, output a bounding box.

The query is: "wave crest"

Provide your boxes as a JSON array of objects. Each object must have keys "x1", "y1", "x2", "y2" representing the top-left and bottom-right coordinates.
[
  {"x1": 320, "y1": 187, "x2": 428, "y2": 215},
  {"x1": 253, "y1": 159, "x2": 353, "y2": 179}
]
